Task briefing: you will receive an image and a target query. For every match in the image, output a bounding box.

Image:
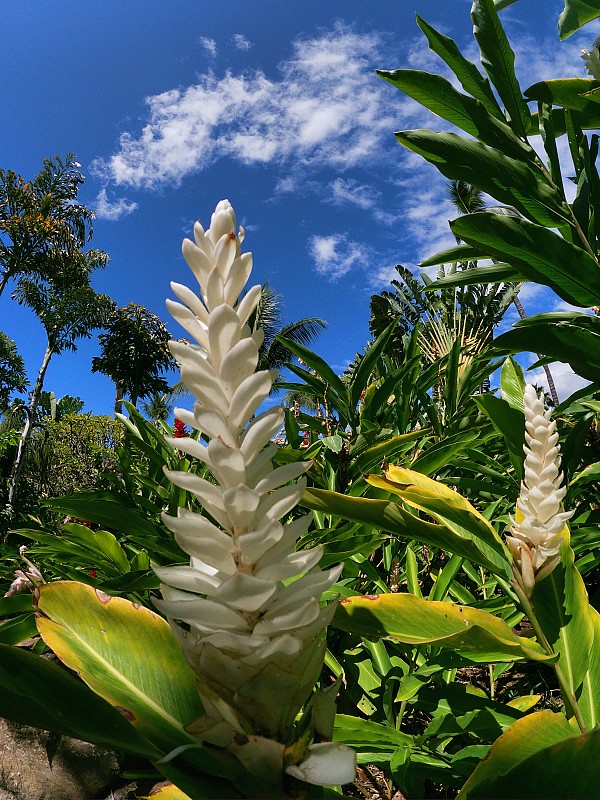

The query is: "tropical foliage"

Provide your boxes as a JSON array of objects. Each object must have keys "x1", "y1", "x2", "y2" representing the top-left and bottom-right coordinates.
[{"x1": 1, "y1": 2, "x2": 600, "y2": 799}]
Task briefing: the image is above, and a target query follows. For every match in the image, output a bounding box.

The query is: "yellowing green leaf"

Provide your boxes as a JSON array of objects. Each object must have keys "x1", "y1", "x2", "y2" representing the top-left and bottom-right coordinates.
[
  {"x1": 332, "y1": 593, "x2": 553, "y2": 663},
  {"x1": 35, "y1": 581, "x2": 203, "y2": 753}
]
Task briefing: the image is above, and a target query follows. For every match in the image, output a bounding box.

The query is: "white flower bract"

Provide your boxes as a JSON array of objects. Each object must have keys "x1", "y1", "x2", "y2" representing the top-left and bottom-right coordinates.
[
  {"x1": 505, "y1": 385, "x2": 572, "y2": 594},
  {"x1": 582, "y1": 41, "x2": 600, "y2": 80},
  {"x1": 154, "y1": 200, "x2": 343, "y2": 742}
]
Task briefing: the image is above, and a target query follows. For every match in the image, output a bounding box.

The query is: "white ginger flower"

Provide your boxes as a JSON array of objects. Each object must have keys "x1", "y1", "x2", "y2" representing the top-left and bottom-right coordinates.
[
  {"x1": 154, "y1": 201, "x2": 344, "y2": 745},
  {"x1": 581, "y1": 39, "x2": 600, "y2": 80},
  {"x1": 4, "y1": 546, "x2": 44, "y2": 597},
  {"x1": 506, "y1": 385, "x2": 572, "y2": 594}
]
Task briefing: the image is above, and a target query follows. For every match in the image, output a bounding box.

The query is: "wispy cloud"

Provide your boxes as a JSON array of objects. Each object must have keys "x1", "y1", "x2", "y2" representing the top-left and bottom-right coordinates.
[
  {"x1": 308, "y1": 233, "x2": 369, "y2": 280},
  {"x1": 93, "y1": 188, "x2": 138, "y2": 221},
  {"x1": 232, "y1": 33, "x2": 252, "y2": 51},
  {"x1": 92, "y1": 23, "x2": 408, "y2": 189},
  {"x1": 199, "y1": 36, "x2": 217, "y2": 58}
]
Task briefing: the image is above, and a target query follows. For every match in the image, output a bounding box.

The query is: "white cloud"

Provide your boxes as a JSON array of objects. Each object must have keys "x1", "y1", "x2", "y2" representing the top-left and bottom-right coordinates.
[
  {"x1": 93, "y1": 188, "x2": 138, "y2": 221},
  {"x1": 199, "y1": 37, "x2": 217, "y2": 58},
  {"x1": 308, "y1": 233, "x2": 369, "y2": 280},
  {"x1": 330, "y1": 178, "x2": 380, "y2": 211},
  {"x1": 528, "y1": 360, "x2": 590, "y2": 402},
  {"x1": 92, "y1": 23, "x2": 407, "y2": 189},
  {"x1": 232, "y1": 33, "x2": 252, "y2": 51}
]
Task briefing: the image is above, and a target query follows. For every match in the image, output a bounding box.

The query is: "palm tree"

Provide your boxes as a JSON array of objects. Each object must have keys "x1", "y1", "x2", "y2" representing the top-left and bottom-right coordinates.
[
  {"x1": 447, "y1": 180, "x2": 559, "y2": 406},
  {"x1": 7, "y1": 277, "x2": 114, "y2": 509},
  {"x1": 249, "y1": 283, "x2": 327, "y2": 372},
  {"x1": 0, "y1": 154, "x2": 100, "y2": 299},
  {"x1": 92, "y1": 303, "x2": 176, "y2": 415}
]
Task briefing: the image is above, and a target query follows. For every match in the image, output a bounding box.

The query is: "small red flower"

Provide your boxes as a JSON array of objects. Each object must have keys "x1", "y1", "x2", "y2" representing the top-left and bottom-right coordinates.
[
  {"x1": 172, "y1": 418, "x2": 188, "y2": 438},
  {"x1": 89, "y1": 569, "x2": 97, "y2": 578}
]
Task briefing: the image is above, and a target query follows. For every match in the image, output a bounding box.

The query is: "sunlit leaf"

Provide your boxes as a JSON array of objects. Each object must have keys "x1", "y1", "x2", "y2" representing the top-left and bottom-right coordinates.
[{"x1": 332, "y1": 593, "x2": 553, "y2": 663}]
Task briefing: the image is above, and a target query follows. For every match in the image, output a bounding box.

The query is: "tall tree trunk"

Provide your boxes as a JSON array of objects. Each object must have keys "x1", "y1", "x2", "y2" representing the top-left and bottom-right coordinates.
[
  {"x1": 513, "y1": 295, "x2": 559, "y2": 407},
  {"x1": 7, "y1": 343, "x2": 53, "y2": 511},
  {"x1": 114, "y1": 382, "x2": 124, "y2": 416}
]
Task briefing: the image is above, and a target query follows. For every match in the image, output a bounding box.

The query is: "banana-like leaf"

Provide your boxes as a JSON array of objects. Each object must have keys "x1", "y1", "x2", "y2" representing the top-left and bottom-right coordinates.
[
  {"x1": 395, "y1": 131, "x2": 568, "y2": 227},
  {"x1": 366, "y1": 466, "x2": 511, "y2": 573},
  {"x1": 0, "y1": 643, "x2": 158, "y2": 757},
  {"x1": 532, "y1": 531, "x2": 594, "y2": 721},
  {"x1": 493, "y1": 312, "x2": 600, "y2": 384},
  {"x1": 559, "y1": 0, "x2": 600, "y2": 39},
  {"x1": 379, "y1": 70, "x2": 532, "y2": 161},
  {"x1": 35, "y1": 581, "x2": 204, "y2": 753},
  {"x1": 471, "y1": 0, "x2": 531, "y2": 137},
  {"x1": 424, "y1": 263, "x2": 526, "y2": 289},
  {"x1": 525, "y1": 78, "x2": 600, "y2": 114},
  {"x1": 332, "y1": 594, "x2": 553, "y2": 663},
  {"x1": 415, "y1": 15, "x2": 502, "y2": 119},
  {"x1": 302, "y1": 487, "x2": 510, "y2": 576},
  {"x1": 420, "y1": 243, "x2": 492, "y2": 267},
  {"x1": 458, "y1": 710, "x2": 600, "y2": 798},
  {"x1": 451, "y1": 213, "x2": 600, "y2": 307}
]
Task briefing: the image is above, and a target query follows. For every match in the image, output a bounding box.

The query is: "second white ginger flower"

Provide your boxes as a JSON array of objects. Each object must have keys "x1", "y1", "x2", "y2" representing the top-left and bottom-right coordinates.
[{"x1": 506, "y1": 385, "x2": 572, "y2": 594}]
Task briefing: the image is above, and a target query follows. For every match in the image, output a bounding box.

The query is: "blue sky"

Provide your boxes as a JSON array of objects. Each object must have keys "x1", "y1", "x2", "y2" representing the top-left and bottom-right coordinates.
[{"x1": 1, "y1": 0, "x2": 597, "y2": 416}]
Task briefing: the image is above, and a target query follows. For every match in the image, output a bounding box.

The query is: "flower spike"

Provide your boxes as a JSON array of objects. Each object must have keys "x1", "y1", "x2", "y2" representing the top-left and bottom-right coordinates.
[
  {"x1": 155, "y1": 200, "x2": 353, "y2": 785},
  {"x1": 506, "y1": 385, "x2": 572, "y2": 595}
]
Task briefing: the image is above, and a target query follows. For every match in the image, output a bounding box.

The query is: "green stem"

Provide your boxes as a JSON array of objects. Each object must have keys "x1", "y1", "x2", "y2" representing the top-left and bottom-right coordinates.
[{"x1": 511, "y1": 570, "x2": 587, "y2": 734}]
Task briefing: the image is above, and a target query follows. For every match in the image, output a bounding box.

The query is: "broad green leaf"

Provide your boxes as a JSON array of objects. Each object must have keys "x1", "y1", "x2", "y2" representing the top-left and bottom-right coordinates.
[
  {"x1": 458, "y1": 710, "x2": 600, "y2": 798},
  {"x1": 532, "y1": 531, "x2": 593, "y2": 716},
  {"x1": 0, "y1": 612, "x2": 38, "y2": 645},
  {"x1": 35, "y1": 581, "x2": 204, "y2": 753},
  {"x1": 410, "y1": 429, "x2": 480, "y2": 475},
  {"x1": 35, "y1": 582, "x2": 260, "y2": 797},
  {"x1": 0, "y1": 643, "x2": 157, "y2": 757},
  {"x1": 471, "y1": 0, "x2": 531, "y2": 137},
  {"x1": 451, "y1": 213, "x2": 600, "y2": 307},
  {"x1": 395, "y1": 131, "x2": 568, "y2": 227},
  {"x1": 493, "y1": 312, "x2": 600, "y2": 384},
  {"x1": 43, "y1": 493, "x2": 163, "y2": 539},
  {"x1": 302, "y1": 487, "x2": 510, "y2": 575},
  {"x1": 367, "y1": 465, "x2": 510, "y2": 568},
  {"x1": 420, "y1": 242, "x2": 491, "y2": 267},
  {"x1": 332, "y1": 594, "x2": 553, "y2": 663},
  {"x1": 415, "y1": 16, "x2": 502, "y2": 119},
  {"x1": 559, "y1": 0, "x2": 600, "y2": 38},
  {"x1": 472, "y1": 394, "x2": 524, "y2": 479},
  {"x1": 424, "y1": 263, "x2": 526, "y2": 289},
  {"x1": 500, "y1": 356, "x2": 525, "y2": 411},
  {"x1": 349, "y1": 429, "x2": 425, "y2": 476},
  {"x1": 379, "y1": 70, "x2": 532, "y2": 160},
  {"x1": 578, "y1": 605, "x2": 600, "y2": 730},
  {"x1": 525, "y1": 78, "x2": 600, "y2": 115},
  {"x1": 0, "y1": 593, "x2": 35, "y2": 615},
  {"x1": 350, "y1": 323, "x2": 395, "y2": 413},
  {"x1": 333, "y1": 714, "x2": 412, "y2": 763}
]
